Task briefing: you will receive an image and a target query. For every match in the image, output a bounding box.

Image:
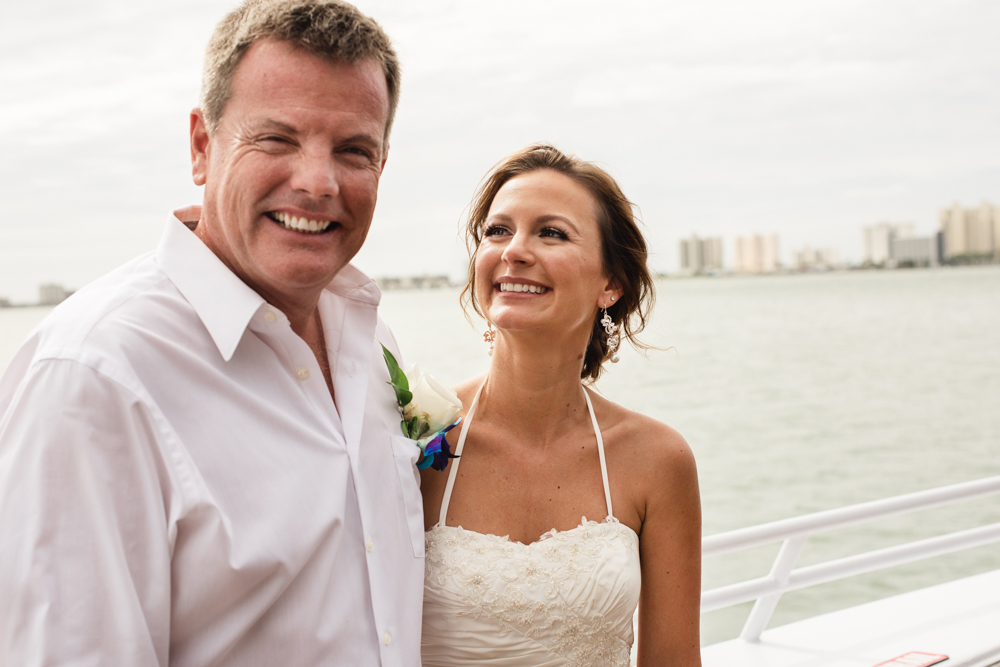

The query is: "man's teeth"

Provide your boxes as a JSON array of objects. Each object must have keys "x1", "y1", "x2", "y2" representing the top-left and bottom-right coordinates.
[
  {"x1": 499, "y1": 283, "x2": 546, "y2": 294},
  {"x1": 272, "y1": 212, "x2": 332, "y2": 234}
]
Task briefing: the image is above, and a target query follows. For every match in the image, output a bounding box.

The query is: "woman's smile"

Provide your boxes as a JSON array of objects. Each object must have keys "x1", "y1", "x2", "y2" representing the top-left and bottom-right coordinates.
[{"x1": 495, "y1": 279, "x2": 549, "y2": 295}]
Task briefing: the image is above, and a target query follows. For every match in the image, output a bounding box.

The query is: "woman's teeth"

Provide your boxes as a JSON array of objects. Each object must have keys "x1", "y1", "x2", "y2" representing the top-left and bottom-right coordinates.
[
  {"x1": 499, "y1": 283, "x2": 546, "y2": 294},
  {"x1": 272, "y1": 211, "x2": 332, "y2": 234}
]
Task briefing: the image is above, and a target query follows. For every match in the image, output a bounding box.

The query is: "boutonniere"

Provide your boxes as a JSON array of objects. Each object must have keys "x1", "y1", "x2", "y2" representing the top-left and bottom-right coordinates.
[{"x1": 381, "y1": 345, "x2": 462, "y2": 471}]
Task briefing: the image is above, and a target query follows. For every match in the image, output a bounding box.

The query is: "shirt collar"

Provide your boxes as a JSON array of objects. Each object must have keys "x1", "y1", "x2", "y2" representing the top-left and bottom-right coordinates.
[
  {"x1": 325, "y1": 263, "x2": 382, "y2": 307},
  {"x1": 156, "y1": 208, "x2": 383, "y2": 360},
  {"x1": 157, "y1": 210, "x2": 265, "y2": 362}
]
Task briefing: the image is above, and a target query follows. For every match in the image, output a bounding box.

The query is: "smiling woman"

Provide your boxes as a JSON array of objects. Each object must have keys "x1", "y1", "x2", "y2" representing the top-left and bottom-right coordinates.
[
  {"x1": 462, "y1": 144, "x2": 656, "y2": 382},
  {"x1": 419, "y1": 145, "x2": 703, "y2": 666}
]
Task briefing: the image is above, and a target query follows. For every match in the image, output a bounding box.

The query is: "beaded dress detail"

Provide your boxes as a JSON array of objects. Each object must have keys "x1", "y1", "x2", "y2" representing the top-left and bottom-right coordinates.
[{"x1": 422, "y1": 385, "x2": 641, "y2": 667}]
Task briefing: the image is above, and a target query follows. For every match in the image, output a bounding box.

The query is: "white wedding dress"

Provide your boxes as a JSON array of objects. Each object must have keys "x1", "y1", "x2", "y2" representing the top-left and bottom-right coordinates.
[{"x1": 422, "y1": 385, "x2": 641, "y2": 667}]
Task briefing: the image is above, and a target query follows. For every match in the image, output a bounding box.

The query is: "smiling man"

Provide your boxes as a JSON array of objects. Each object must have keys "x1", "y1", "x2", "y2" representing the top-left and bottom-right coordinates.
[
  {"x1": 191, "y1": 37, "x2": 390, "y2": 395},
  {"x1": 0, "y1": 2, "x2": 423, "y2": 666}
]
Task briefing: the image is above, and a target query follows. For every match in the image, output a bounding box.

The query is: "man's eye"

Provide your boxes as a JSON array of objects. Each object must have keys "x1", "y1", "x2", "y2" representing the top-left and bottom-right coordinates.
[{"x1": 343, "y1": 146, "x2": 374, "y2": 159}]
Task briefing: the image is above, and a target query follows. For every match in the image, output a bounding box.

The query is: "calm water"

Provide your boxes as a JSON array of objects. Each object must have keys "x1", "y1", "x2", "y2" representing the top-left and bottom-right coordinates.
[{"x1": 3, "y1": 266, "x2": 999, "y2": 645}]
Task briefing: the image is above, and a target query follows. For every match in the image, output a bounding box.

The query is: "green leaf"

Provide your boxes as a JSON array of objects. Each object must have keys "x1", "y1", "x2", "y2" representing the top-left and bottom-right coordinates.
[
  {"x1": 393, "y1": 385, "x2": 413, "y2": 407},
  {"x1": 381, "y1": 344, "x2": 412, "y2": 406},
  {"x1": 381, "y1": 344, "x2": 408, "y2": 388},
  {"x1": 400, "y1": 418, "x2": 411, "y2": 438},
  {"x1": 407, "y1": 417, "x2": 423, "y2": 440}
]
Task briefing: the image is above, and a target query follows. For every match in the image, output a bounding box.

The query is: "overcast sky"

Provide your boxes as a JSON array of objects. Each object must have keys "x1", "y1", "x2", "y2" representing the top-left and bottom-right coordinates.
[{"x1": 1, "y1": 0, "x2": 998, "y2": 302}]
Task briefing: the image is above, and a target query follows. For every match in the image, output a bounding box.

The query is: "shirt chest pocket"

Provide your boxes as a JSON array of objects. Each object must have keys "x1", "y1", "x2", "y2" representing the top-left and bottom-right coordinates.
[{"x1": 390, "y1": 435, "x2": 425, "y2": 558}]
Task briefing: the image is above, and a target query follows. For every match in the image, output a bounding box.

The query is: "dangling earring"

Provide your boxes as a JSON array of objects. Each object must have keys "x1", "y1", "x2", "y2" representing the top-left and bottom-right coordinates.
[
  {"x1": 483, "y1": 322, "x2": 496, "y2": 356},
  {"x1": 601, "y1": 306, "x2": 620, "y2": 363}
]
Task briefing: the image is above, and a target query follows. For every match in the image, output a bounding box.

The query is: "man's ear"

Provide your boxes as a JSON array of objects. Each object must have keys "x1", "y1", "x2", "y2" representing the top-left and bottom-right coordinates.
[
  {"x1": 380, "y1": 142, "x2": 389, "y2": 174},
  {"x1": 190, "y1": 109, "x2": 210, "y2": 187}
]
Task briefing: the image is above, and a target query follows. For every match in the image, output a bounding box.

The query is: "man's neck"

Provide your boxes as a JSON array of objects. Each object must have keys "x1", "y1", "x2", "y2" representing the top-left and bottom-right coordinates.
[
  {"x1": 298, "y1": 307, "x2": 336, "y2": 400},
  {"x1": 180, "y1": 206, "x2": 337, "y2": 398}
]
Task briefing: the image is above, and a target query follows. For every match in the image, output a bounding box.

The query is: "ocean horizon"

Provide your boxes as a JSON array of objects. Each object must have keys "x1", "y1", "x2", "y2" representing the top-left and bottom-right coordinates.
[{"x1": 2, "y1": 265, "x2": 999, "y2": 645}]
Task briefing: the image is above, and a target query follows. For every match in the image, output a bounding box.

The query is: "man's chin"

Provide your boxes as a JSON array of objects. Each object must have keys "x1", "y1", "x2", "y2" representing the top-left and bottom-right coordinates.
[{"x1": 272, "y1": 260, "x2": 352, "y2": 290}]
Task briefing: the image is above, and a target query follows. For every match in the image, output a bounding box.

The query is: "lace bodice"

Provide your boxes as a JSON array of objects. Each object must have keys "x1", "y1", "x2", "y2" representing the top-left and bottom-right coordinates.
[{"x1": 421, "y1": 385, "x2": 642, "y2": 666}]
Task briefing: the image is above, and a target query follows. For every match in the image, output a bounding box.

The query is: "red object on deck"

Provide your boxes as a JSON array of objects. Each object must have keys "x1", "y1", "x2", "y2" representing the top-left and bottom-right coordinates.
[{"x1": 872, "y1": 653, "x2": 948, "y2": 667}]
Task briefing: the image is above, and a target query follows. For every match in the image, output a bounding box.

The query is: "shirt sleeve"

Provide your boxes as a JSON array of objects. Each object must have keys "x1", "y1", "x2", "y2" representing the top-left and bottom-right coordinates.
[{"x1": 0, "y1": 357, "x2": 173, "y2": 665}]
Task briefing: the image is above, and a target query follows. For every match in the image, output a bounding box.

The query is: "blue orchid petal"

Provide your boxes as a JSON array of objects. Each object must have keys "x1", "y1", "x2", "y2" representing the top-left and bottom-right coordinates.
[
  {"x1": 423, "y1": 433, "x2": 444, "y2": 456},
  {"x1": 409, "y1": 418, "x2": 463, "y2": 472},
  {"x1": 430, "y1": 439, "x2": 460, "y2": 472}
]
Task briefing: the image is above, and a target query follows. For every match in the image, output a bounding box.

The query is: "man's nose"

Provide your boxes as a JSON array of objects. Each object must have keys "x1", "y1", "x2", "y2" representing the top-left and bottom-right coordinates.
[{"x1": 290, "y1": 149, "x2": 340, "y2": 199}]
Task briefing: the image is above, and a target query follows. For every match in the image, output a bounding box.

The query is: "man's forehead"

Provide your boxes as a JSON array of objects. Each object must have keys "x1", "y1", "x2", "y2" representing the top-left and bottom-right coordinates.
[
  {"x1": 233, "y1": 40, "x2": 387, "y2": 96},
  {"x1": 218, "y1": 41, "x2": 390, "y2": 146},
  {"x1": 228, "y1": 42, "x2": 388, "y2": 113}
]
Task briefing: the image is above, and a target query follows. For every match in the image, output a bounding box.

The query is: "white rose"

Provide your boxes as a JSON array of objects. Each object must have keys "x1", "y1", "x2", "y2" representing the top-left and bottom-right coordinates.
[{"x1": 402, "y1": 364, "x2": 463, "y2": 434}]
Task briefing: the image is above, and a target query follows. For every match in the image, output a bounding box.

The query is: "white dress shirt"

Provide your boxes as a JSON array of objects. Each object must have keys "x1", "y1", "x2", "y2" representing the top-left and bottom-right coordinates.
[{"x1": 0, "y1": 214, "x2": 425, "y2": 666}]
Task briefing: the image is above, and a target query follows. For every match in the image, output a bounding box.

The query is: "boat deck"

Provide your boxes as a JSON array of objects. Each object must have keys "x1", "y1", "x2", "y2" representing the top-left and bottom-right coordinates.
[{"x1": 702, "y1": 568, "x2": 1000, "y2": 667}]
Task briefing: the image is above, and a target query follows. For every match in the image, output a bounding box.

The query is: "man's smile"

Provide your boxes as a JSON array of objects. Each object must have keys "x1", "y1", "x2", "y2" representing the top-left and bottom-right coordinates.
[{"x1": 267, "y1": 210, "x2": 339, "y2": 234}]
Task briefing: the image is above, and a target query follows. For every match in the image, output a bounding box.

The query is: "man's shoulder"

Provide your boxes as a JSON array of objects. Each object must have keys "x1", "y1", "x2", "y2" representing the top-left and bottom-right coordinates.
[{"x1": 21, "y1": 252, "x2": 196, "y2": 370}]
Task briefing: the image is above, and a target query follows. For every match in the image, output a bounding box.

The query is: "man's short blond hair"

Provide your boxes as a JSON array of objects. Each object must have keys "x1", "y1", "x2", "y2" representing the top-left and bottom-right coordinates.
[{"x1": 201, "y1": 0, "x2": 400, "y2": 151}]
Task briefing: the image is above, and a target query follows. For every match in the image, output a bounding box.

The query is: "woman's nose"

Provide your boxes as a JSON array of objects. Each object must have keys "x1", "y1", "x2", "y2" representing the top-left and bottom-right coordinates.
[{"x1": 501, "y1": 230, "x2": 534, "y2": 265}]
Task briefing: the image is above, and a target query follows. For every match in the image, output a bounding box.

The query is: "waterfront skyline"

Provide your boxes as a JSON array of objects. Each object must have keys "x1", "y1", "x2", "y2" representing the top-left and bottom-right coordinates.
[
  {"x1": 4, "y1": 198, "x2": 998, "y2": 304},
  {"x1": 1, "y1": 0, "x2": 998, "y2": 302}
]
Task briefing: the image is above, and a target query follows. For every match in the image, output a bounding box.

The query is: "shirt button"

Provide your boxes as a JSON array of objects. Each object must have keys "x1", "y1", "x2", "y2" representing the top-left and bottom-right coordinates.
[
  {"x1": 384, "y1": 631, "x2": 391, "y2": 646},
  {"x1": 264, "y1": 310, "x2": 277, "y2": 322},
  {"x1": 366, "y1": 538, "x2": 374, "y2": 552},
  {"x1": 296, "y1": 367, "x2": 310, "y2": 380}
]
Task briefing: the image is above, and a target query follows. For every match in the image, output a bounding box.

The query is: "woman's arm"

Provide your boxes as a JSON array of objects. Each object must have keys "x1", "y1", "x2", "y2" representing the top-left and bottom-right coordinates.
[{"x1": 634, "y1": 423, "x2": 703, "y2": 665}]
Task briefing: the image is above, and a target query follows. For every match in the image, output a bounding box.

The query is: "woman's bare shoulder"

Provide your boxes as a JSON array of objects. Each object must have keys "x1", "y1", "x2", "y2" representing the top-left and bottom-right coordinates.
[
  {"x1": 452, "y1": 373, "x2": 488, "y2": 410},
  {"x1": 589, "y1": 391, "x2": 697, "y2": 481}
]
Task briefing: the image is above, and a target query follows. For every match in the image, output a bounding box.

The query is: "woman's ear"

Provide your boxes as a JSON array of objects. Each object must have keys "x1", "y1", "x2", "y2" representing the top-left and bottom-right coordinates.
[{"x1": 599, "y1": 280, "x2": 623, "y2": 309}]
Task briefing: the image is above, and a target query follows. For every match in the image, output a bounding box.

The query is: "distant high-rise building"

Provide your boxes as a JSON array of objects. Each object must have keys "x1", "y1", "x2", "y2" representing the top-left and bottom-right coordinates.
[
  {"x1": 791, "y1": 246, "x2": 841, "y2": 271},
  {"x1": 862, "y1": 223, "x2": 915, "y2": 265},
  {"x1": 733, "y1": 234, "x2": 779, "y2": 273},
  {"x1": 862, "y1": 222, "x2": 941, "y2": 267},
  {"x1": 939, "y1": 202, "x2": 999, "y2": 259},
  {"x1": 891, "y1": 236, "x2": 939, "y2": 267},
  {"x1": 38, "y1": 284, "x2": 69, "y2": 306},
  {"x1": 679, "y1": 235, "x2": 723, "y2": 274}
]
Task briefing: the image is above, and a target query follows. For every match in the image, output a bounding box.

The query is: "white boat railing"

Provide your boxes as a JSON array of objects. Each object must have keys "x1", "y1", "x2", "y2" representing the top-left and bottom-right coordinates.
[{"x1": 700, "y1": 475, "x2": 1000, "y2": 642}]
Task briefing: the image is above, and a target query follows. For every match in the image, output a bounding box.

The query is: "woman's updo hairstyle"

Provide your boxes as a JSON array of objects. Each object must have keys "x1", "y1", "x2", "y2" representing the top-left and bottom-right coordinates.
[{"x1": 462, "y1": 144, "x2": 655, "y2": 382}]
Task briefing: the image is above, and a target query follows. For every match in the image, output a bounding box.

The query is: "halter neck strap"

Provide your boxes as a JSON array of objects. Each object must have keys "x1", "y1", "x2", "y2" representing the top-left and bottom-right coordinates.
[
  {"x1": 584, "y1": 388, "x2": 614, "y2": 518},
  {"x1": 438, "y1": 380, "x2": 485, "y2": 526},
  {"x1": 436, "y1": 381, "x2": 614, "y2": 527}
]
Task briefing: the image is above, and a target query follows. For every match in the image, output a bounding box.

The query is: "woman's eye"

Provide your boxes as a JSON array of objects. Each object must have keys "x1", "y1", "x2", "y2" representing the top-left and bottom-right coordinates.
[
  {"x1": 540, "y1": 227, "x2": 568, "y2": 240},
  {"x1": 484, "y1": 225, "x2": 509, "y2": 237}
]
